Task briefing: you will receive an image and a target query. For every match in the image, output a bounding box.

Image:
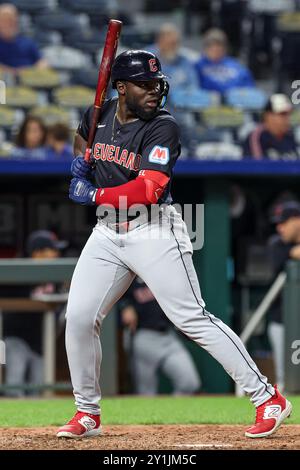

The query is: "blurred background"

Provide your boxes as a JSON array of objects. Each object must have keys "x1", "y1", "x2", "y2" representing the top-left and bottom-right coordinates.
[{"x1": 1, "y1": 0, "x2": 300, "y2": 399}]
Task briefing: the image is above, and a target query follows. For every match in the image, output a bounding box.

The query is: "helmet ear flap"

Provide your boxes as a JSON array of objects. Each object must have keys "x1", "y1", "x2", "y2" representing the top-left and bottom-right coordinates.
[{"x1": 159, "y1": 80, "x2": 169, "y2": 108}]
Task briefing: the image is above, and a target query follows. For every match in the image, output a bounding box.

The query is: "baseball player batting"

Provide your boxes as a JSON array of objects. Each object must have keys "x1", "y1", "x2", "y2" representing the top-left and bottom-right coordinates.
[{"x1": 57, "y1": 50, "x2": 292, "y2": 439}]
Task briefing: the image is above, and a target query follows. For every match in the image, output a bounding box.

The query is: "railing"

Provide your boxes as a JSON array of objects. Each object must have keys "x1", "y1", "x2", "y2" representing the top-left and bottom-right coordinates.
[
  {"x1": 235, "y1": 272, "x2": 287, "y2": 397},
  {"x1": 2, "y1": 159, "x2": 300, "y2": 176},
  {"x1": 0, "y1": 259, "x2": 118, "y2": 396},
  {"x1": 0, "y1": 258, "x2": 75, "y2": 395}
]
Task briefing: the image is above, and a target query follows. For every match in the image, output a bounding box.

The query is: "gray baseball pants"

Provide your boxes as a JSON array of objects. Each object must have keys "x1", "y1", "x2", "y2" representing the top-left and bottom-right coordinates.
[{"x1": 65, "y1": 205, "x2": 274, "y2": 414}]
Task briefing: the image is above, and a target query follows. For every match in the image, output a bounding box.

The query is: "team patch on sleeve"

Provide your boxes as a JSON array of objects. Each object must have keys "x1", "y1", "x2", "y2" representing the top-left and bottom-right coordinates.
[{"x1": 148, "y1": 145, "x2": 170, "y2": 165}]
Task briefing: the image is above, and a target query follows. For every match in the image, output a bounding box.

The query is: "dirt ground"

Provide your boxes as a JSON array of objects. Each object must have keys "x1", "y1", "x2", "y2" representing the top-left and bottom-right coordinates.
[{"x1": 0, "y1": 424, "x2": 299, "y2": 450}]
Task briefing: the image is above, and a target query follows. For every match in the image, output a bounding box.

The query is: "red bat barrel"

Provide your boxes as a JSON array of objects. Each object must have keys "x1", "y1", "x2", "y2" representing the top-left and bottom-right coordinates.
[{"x1": 84, "y1": 19, "x2": 122, "y2": 162}]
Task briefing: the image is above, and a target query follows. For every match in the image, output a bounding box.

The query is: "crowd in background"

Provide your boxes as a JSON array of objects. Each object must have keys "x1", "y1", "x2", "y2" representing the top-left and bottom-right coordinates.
[{"x1": 1, "y1": 0, "x2": 300, "y2": 160}]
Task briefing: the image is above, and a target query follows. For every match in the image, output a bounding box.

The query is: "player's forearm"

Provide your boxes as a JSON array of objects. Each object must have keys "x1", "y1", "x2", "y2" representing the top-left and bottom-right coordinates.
[
  {"x1": 69, "y1": 170, "x2": 170, "y2": 207},
  {"x1": 95, "y1": 170, "x2": 170, "y2": 208}
]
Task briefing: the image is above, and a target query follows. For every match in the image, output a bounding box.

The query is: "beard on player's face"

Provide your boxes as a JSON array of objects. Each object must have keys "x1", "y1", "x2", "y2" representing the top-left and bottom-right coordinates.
[{"x1": 125, "y1": 94, "x2": 159, "y2": 121}]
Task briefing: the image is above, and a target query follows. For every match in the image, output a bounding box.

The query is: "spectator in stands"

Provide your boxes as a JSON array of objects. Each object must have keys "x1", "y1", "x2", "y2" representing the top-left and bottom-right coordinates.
[
  {"x1": 0, "y1": 4, "x2": 47, "y2": 72},
  {"x1": 147, "y1": 23, "x2": 199, "y2": 156},
  {"x1": 14, "y1": 115, "x2": 47, "y2": 159},
  {"x1": 120, "y1": 277, "x2": 201, "y2": 395},
  {"x1": 243, "y1": 94, "x2": 300, "y2": 160},
  {"x1": 3, "y1": 230, "x2": 67, "y2": 397},
  {"x1": 195, "y1": 28, "x2": 254, "y2": 95},
  {"x1": 46, "y1": 123, "x2": 73, "y2": 160},
  {"x1": 267, "y1": 200, "x2": 300, "y2": 391},
  {"x1": 148, "y1": 23, "x2": 199, "y2": 91}
]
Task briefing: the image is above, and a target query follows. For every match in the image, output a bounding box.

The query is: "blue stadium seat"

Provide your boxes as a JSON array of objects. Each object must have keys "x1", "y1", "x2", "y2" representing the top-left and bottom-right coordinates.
[
  {"x1": 30, "y1": 29, "x2": 62, "y2": 48},
  {"x1": 171, "y1": 89, "x2": 220, "y2": 111},
  {"x1": 35, "y1": 9, "x2": 87, "y2": 37},
  {"x1": 120, "y1": 26, "x2": 155, "y2": 49},
  {"x1": 71, "y1": 68, "x2": 99, "y2": 89},
  {"x1": 0, "y1": 0, "x2": 51, "y2": 15},
  {"x1": 59, "y1": 0, "x2": 111, "y2": 14},
  {"x1": 59, "y1": 1, "x2": 134, "y2": 28},
  {"x1": 64, "y1": 28, "x2": 105, "y2": 56},
  {"x1": 89, "y1": 11, "x2": 133, "y2": 29},
  {"x1": 225, "y1": 87, "x2": 268, "y2": 111}
]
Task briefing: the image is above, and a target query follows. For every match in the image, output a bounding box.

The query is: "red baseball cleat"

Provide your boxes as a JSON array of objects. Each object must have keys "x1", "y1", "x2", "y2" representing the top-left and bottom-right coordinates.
[
  {"x1": 245, "y1": 385, "x2": 292, "y2": 438},
  {"x1": 57, "y1": 411, "x2": 101, "y2": 438}
]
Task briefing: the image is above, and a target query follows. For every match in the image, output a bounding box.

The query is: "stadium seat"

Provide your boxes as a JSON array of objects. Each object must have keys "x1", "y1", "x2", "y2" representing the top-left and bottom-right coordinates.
[
  {"x1": 53, "y1": 86, "x2": 94, "y2": 109},
  {"x1": 5, "y1": 87, "x2": 39, "y2": 109},
  {"x1": 0, "y1": 106, "x2": 19, "y2": 129},
  {"x1": 171, "y1": 89, "x2": 220, "y2": 111},
  {"x1": 0, "y1": 106, "x2": 24, "y2": 141},
  {"x1": 29, "y1": 105, "x2": 73, "y2": 126},
  {"x1": 42, "y1": 45, "x2": 92, "y2": 70},
  {"x1": 120, "y1": 26, "x2": 155, "y2": 49},
  {"x1": 290, "y1": 108, "x2": 300, "y2": 128},
  {"x1": 71, "y1": 68, "x2": 99, "y2": 89},
  {"x1": 195, "y1": 142, "x2": 243, "y2": 161},
  {"x1": 277, "y1": 12, "x2": 300, "y2": 31},
  {"x1": 89, "y1": 11, "x2": 133, "y2": 29},
  {"x1": 60, "y1": 0, "x2": 111, "y2": 14},
  {"x1": 225, "y1": 87, "x2": 268, "y2": 111},
  {"x1": 85, "y1": 12, "x2": 110, "y2": 30},
  {"x1": 0, "y1": 140, "x2": 15, "y2": 158},
  {"x1": 95, "y1": 43, "x2": 128, "y2": 66},
  {"x1": 1, "y1": 0, "x2": 51, "y2": 15},
  {"x1": 244, "y1": 0, "x2": 294, "y2": 81},
  {"x1": 248, "y1": 0, "x2": 293, "y2": 14},
  {"x1": 30, "y1": 29, "x2": 62, "y2": 48},
  {"x1": 19, "y1": 67, "x2": 61, "y2": 90},
  {"x1": 276, "y1": 13, "x2": 300, "y2": 81},
  {"x1": 64, "y1": 28, "x2": 106, "y2": 56},
  {"x1": 201, "y1": 106, "x2": 245, "y2": 129},
  {"x1": 35, "y1": 9, "x2": 88, "y2": 37}
]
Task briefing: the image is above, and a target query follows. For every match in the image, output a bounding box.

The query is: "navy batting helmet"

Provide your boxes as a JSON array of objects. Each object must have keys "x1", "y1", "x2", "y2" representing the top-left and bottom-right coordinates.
[{"x1": 111, "y1": 50, "x2": 169, "y2": 108}]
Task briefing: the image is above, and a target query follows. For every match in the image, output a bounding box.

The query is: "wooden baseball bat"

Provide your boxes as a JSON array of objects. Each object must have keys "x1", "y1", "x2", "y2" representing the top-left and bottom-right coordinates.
[{"x1": 84, "y1": 19, "x2": 122, "y2": 162}]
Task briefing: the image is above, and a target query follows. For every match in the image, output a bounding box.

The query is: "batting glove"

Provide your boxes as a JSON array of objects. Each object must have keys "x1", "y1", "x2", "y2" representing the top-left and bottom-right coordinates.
[
  {"x1": 69, "y1": 177, "x2": 97, "y2": 205},
  {"x1": 71, "y1": 156, "x2": 93, "y2": 179}
]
